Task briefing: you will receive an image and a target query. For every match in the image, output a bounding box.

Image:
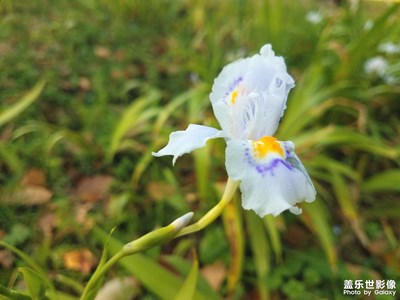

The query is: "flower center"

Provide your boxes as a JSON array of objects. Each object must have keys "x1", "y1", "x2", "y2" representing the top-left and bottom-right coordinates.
[{"x1": 251, "y1": 136, "x2": 284, "y2": 158}]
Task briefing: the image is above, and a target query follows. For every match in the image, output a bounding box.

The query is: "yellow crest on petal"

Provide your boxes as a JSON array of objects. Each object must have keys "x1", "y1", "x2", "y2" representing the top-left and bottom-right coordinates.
[
  {"x1": 251, "y1": 136, "x2": 284, "y2": 158},
  {"x1": 231, "y1": 89, "x2": 238, "y2": 104}
]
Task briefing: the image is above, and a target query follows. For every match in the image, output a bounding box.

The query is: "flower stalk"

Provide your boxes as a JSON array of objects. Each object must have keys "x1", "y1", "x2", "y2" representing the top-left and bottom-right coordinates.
[
  {"x1": 80, "y1": 212, "x2": 193, "y2": 300},
  {"x1": 176, "y1": 178, "x2": 239, "y2": 237}
]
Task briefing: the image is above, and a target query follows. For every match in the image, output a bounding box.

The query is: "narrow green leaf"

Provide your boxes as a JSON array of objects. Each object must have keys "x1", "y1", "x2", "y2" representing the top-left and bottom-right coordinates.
[
  {"x1": 107, "y1": 90, "x2": 160, "y2": 161},
  {"x1": 222, "y1": 198, "x2": 244, "y2": 294},
  {"x1": 174, "y1": 258, "x2": 199, "y2": 300},
  {"x1": 0, "y1": 79, "x2": 46, "y2": 127},
  {"x1": 330, "y1": 172, "x2": 369, "y2": 247},
  {"x1": 162, "y1": 255, "x2": 220, "y2": 300},
  {"x1": 19, "y1": 267, "x2": 49, "y2": 300},
  {"x1": 302, "y1": 201, "x2": 337, "y2": 270},
  {"x1": 245, "y1": 212, "x2": 270, "y2": 300},
  {"x1": 0, "y1": 284, "x2": 31, "y2": 300},
  {"x1": 0, "y1": 241, "x2": 52, "y2": 289},
  {"x1": 84, "y1": 228, "x2": 116, "y2": 300},
  {"x1": 263, "y1": 215, "x2": 282, "y2": 263},
  {"x1": 362, "y1": 169, "x2": 400, "y2": 193},
  {"x1": 307, "y1": 154, "x2": 360, "y2": 182},
  {"x1": 152, "y1": 84, "x2": 208, "y2": 136},
  {"x1": 131, "y1": 146, "x2": 156, "y2": 187},
  {"x1": 291, "y1": 126, "x2": 398, "y2": 160},
  {"x1": 0, "y1": 142, "x2": 23, "y2": 174},
  {"x1": 330, "y1": 172, "x2": 358, "y2": 221},
  {"x1": 194, "y1": 146, "x2": 211, "y2": 203}
]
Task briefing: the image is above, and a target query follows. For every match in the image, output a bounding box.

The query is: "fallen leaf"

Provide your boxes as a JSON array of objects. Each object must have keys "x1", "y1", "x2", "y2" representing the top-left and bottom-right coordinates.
[
  {"x1": 37, "y1": 212, "x2": 57, "y2": 241},
  {"x1": 63, "y1": 249, "x2": 96, "y2": 274},
  {"x1": 76, "y1": 175, "x2": 113, "y2": 203},
  {"x1": 79, "y1": 77, "x2": 91, "y2": 91},
  {"x1": 0, "y1": 249, "x2": 14, "y2": 269},
  {"x1": 383, "y1": 248, "x2": 400, "y2": 272},
  {"x1": 21, "y1": 169, "x2": 46, "y2": 186},
  {"x1": 147, "y1": 182, "x2": 175, "y2": 202},
  {"x1": 75, "y1": 203, "x2": 95, "y2": 230},
  {"x1": 282, "y1": 225, "x2": 309, "y2": 248},
  {"x1": 201, "y1": 260, "x2": 226, "y2": 291},
  {"x1": 94, "y1": 46, "x2": 111, "y2": 59},
  {"x1": 12, "y1": 186, "x2": 52, "y2": 205},
  {"x1": 111, "y1": 69, "x2": 125, "y2": 80},
  {"x1": 1, "y1": 169, "x2": 53, "y2": 205},
  {"x1": 345, "y1": 263, "x2": 380, "y2": 279}
]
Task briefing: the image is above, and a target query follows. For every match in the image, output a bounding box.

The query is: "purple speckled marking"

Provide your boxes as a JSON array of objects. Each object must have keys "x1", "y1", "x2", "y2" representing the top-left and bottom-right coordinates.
[
  {"x1": 224, "y1": 76, "x2": 243, "y2": 99},
  {"x1": 244, "y1": 146, "x2": 294, "y2": 177}
]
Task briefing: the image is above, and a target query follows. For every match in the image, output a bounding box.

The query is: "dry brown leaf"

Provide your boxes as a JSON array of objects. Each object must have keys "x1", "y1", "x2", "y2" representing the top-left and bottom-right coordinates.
[
  {"x1": 1, "y1": 169, "x2": 53, "y2": 206},
  {"x1": 383, "y1": 248, "x2": 400, "y2": 272},
  {"x1": 63, "y1": 248, "x2": 96, "y2": 274},
  {"x1": 12, "y1": 186, "x2": 52, "y2": 205},
  {"x1": 1, "y1": 125, "x2": 13, "y2": 142},
  {"x1": 0, "y1": 249, "x2": 14, "y2": 269},
  {"x1": 147, "y1": 181, "x2": 175, "y2": 202},
  {"x1": 37, "y1": 212, "x2": 57, "y2": 240},
  {"x1": 75, "y1": 203, "x2": 95, "y2": 230},
  {"x1": 0, "y1": 42, "x2": 12, "y2": 56},
  {"x1": 346, "y1": 263, "x2": 380, "y2": 279},
  {"x1": 201, "y1": 260, "x2": 226, "y2": 291},
  {"x1": 282, "y1": 224, "x2": 309, "y2": 248},
  {"x1": 111, "y1": 69, "x2": 125, "y2": 80},
  {"x1": 79, "y1": 77, "x2": 91, "y2": 91},
  {"x1": 94, "y1": 46, "x2": 111, "y2": 59},
  {"x1": 21, "y1": 169, "x2": 46, "y2": 186},
  {"x1": 76, "y1": 175, "x2": 113, "y2": 203}
]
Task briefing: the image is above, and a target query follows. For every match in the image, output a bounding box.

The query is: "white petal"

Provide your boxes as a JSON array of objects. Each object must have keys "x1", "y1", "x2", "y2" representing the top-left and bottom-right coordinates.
[
  {"x1": 225, "y1": 138, "x2": 316, "y2": 217},
  {"x1": 210, "y1": 44, "x2": 295, "y2": 140},
  {"x1": 152, "y1": 124, "x2": 223, "y2": 165}
]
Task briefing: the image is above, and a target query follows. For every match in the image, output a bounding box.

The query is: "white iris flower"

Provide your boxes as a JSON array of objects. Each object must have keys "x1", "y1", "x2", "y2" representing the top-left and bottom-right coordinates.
[{"x1": 153, "y1": 44, "x2": 316, "y2": 217}]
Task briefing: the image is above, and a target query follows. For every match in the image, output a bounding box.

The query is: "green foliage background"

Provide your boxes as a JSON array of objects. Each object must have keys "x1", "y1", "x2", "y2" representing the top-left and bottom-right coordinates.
[{"x1": 0, "y1": 0, "x2": 399, "y2": 299}]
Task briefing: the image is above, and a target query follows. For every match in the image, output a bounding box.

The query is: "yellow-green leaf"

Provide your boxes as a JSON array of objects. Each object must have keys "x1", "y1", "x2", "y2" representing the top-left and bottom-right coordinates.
[
  {"x1": 174, "y1": 257, "x2": 199, "y2": 300},
  {"x1": 19, "y1": 267, "x2": 49, "y2": 300},
  {"x1": 0, "y1": 80, "x2": 45, "y2": 127},
  {"x1": 362, "y1": 170, "x2": 400, "y2": 193}
]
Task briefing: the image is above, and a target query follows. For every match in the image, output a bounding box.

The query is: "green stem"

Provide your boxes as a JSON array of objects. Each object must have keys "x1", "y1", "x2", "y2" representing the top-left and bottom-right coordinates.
[
  {"x1": 80, "y1": 251, "x2": 126, "y2": 300},
  {"x1": 80, "y1": 212, "x2": 193, "y2": 300},
  {"x1": 0, "y1": 284, "x2": 31, "y2": 300},
  {"x1": 176, "y1": 177, "x2": 239, "y2": 237}
]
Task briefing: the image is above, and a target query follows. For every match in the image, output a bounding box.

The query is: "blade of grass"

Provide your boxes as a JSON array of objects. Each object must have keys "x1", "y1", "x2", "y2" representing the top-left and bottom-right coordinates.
[
  {"x1": 0, "y1": 79, "x2": 46, "y2": 127},
  {"x1": 107, "y1": 89, "x2": 160, "y2": 162},
  {"x1": 263, "y1": 215, "x2": 282, "y2": 264},
  {"x1": 330, "y1": 172, "x2": 369, "y2": 247},
  {"x1": 0, "y1": 241, "x2": 52, "y2": 289},
  {"x1": 162, "y1": 255, "x2": 220, "y2": 300},
  {"x1": 245, "y1": 211, "x2": 270, "y2": 300},
  {"x1": 222, "y1": 198, "x2": 244, "y2": 295},
  {"x1": 0, "y1": 284, "x2": 31, "y2": 300},
  {"x1": 301, "y1": 201, "x2": 337, "y2": 271},
  {"x1": 362, "y1": 169, "x2": 400, "y2": 193},
  {"x1": 174, "y1": 256, "x2": 199, "y2": 300}
]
